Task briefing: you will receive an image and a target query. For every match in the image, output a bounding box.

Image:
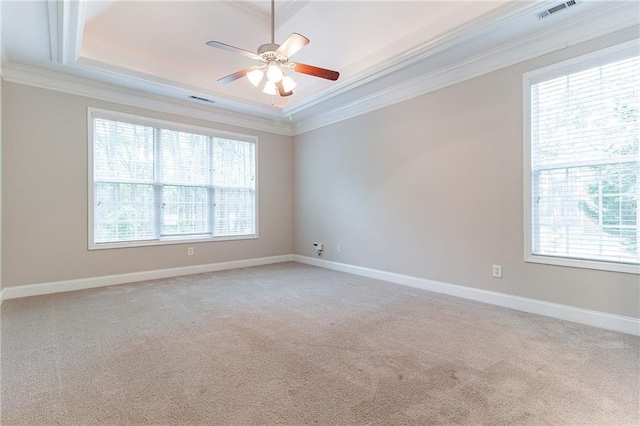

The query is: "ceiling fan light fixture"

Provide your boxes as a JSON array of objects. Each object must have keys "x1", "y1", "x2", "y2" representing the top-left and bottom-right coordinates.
[
  {"x1": 207, "y1": 0, "x2": 339, "y2": 98},
  {"x1": 266, "y1": 64, "x2": 284, "y2": 83},
  {"x1": 263, "y1": 80, "x2": 277, "y2": 95},
  {"x1": 281, "y1": 75, "x2": 297, "y2": 93},
  {"x1": 247, "y1": 69, "x2": 264, "y2": 86}
]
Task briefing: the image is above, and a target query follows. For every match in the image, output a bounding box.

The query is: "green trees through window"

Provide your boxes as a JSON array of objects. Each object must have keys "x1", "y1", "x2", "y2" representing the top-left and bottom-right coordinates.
[
  {"x1": 91, "y1": 114, "x2": 256, "y2": 246},
  {"x1": 530, "y1": 53, "x2": 639, "y2": 267}
]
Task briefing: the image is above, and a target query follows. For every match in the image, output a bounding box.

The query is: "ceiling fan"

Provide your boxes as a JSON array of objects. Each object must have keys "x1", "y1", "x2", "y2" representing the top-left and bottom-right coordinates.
[{"x1": 205, "y1": 0, "x2": 339, "y2": 97}]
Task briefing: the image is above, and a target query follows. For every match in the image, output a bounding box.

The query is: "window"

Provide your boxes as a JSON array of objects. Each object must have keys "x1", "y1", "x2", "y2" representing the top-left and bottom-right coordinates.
[
  {"x1": 524, "y1": 41, "x2": 639, "y2": 274},
  {"x1": 89, "y1": 109, "x2": 257, "y2": 249}
]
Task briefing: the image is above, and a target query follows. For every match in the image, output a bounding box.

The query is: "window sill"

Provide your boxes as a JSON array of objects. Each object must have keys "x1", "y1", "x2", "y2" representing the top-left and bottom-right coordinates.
[
  {"x1": 525, "y1": 254, "x2": 640, "y2": 275},
  {"x1": 89, "y1": 234, "x2": 258, "y2": 250}
]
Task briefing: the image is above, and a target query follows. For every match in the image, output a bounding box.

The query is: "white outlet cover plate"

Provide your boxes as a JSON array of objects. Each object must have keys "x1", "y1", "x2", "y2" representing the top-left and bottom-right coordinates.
[{"x1": 492, "y1": 265, "x2": 503, "y2": 278}]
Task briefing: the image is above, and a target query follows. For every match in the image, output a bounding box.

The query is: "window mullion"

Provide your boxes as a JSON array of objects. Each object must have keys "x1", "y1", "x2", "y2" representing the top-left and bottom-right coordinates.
[
  {"x1": 208, "y1": 136, "x2": 215, "y2": 236},
  {"x1": 637, "y1": 162, "x2": 640, "y2": 260},
  {"x1": 154, "y1": 128, "x2": 163, "y2": 240}
]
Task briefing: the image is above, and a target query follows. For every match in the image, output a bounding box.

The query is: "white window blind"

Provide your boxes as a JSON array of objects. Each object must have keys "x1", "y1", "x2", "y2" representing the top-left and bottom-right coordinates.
[
  {"x1": 91, "y1": 112, "x2": 256, "y2": 247},
  {"x1": 529, "y1": 52, "x2": 639, "y2": 269}
]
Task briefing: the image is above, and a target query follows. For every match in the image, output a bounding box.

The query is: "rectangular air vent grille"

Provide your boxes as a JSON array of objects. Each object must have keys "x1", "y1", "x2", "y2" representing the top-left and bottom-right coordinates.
[
  {"x1": 189, "y1": 95, "x2": 214, "y2": 103},
  {"x1": 537, "y1": 0, "x2": 578, "y2": 19}
]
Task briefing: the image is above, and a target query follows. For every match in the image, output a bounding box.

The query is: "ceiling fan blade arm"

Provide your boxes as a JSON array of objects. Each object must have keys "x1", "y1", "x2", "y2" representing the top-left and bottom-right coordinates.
[
  {"x1": 276, "y1": 81, "x2": 293, "y2": 97},
  {"x1": 218, "y1": 68, "x2": 252, "y2": 84},
  {"x1": 276, "y1": 33, "x2": 310, "y2": 58},
  {"x1": 292, "y1": 63, "x2": 339, "y2": 81},
  {"x1": 206, "y1": 41, "x2": 260, "y2": 60}
]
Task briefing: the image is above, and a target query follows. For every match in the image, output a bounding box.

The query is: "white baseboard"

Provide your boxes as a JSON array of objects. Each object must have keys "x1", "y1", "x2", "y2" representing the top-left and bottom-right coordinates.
[
  {"x1": 293, "y1": 255, "x2": 640, "y2": 336},
  {"x1": 3, "y1": 253, "x2": 637, "y2": 336},
  {"x1": 1, "y1": 254, "x2": 294, "y2": 301}
]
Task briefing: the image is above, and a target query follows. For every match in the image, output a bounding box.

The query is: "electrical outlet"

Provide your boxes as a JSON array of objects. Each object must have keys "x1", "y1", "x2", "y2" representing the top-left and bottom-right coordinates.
[
  {"x1": 187, "y1": 247, "x2": 194, "y2": 256},
  {"x1": 492, "y1": 264, "x2": 502, "y2": 278},
  {"x1": 336, "y1": 245, "x2": 342, "y2": 253}
]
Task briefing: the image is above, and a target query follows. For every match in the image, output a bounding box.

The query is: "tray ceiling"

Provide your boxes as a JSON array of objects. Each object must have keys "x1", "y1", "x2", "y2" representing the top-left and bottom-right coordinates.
[{"x1": 2, "y1": 1, "x2": 638, "y2": 130}]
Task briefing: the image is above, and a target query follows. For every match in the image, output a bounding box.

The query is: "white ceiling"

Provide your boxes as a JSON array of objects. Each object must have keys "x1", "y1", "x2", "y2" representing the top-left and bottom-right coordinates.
[{"x1": 2, "y1": 1, "x2": 639, "y2": 131}]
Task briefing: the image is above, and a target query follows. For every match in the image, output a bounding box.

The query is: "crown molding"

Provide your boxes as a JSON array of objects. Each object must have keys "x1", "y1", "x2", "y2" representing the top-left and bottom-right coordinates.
[
  {"x1": 67, "y1": 0, "x2": 86, "y2": 64},
  {"x1": 226, "y1": 0, "x2": 309, "y2": 30},
  {"x1": 47, "y1": 0, "x2": 85, "y2": 65},
  {"x1": 47, "y1": 0, "x2": 59, "y2": 62},
  {"x1": 283, "y1": 0, "x2": 548, "y2": 118},
  {"x1": 291, "y1": 2, "x2": 640, "y2": 135},
  {"x1": 275, "y1": 1, "x2": 309, "y2": 29},
  {"x1": 224, "y1": 1, "x2": 270, "y2": 21},
  {"x1": 72, "y1": 56, "x2": 282, "y2": 120},
  {"x1": 2, "y1": 63, "x2": 294, "y2": 136},
  {"x1": 6, "y1": 1, "x2": 637, "y2": 139}
]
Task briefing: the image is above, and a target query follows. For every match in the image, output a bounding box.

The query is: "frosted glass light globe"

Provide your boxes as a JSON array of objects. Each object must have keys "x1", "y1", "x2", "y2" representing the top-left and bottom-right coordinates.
[
  {"x1": 247, "y1": 69, "x2": 264, "y2": 87},
  {"x1": 281, "y1": 76, "x2": 297, "y2": 93},
  {"x1": 263, "y1": 80, "x2": 277, "y2": 95},
  {"x1": 266, "y1": 64, "x2": 283, "y2": 83}
]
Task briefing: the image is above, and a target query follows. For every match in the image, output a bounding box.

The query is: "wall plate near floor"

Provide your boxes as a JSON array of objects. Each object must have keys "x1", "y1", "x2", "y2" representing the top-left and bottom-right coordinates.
[{"x1": 492, "y1": 264, "x2": 503, "y2": 278}]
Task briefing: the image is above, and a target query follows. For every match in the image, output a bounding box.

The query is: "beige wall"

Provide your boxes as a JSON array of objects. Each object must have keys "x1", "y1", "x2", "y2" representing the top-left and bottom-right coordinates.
[
  {"x1": 2, "y1": 28, "x2": 638, "y2": 319},
  {"x1": 0, "y1": 78, "x2": 3, "y2": 291},
  {"x1": 293, "y1": 27, "x2": 640, "y2": 318},
  {"x1": 2, "y1": 83, "x2": 293, "y2": 287},
  {"x1": 1, "y1": 2, "x2": 4, "y2": 290}
]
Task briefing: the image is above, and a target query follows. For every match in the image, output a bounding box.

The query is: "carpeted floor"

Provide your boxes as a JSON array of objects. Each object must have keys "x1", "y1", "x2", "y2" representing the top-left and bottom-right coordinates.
[{"x1": 1, "y1": 262, "x2": 638, "y2": 425}]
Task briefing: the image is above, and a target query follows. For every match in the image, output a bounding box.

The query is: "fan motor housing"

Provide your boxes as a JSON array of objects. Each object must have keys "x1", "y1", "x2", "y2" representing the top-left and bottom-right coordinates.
[
  {"x1": 258, "y1": 43, "x2": 289, "y2": 64},
  {"x1": 258, "y1": 43, "x2": 280, "y2": 54}
]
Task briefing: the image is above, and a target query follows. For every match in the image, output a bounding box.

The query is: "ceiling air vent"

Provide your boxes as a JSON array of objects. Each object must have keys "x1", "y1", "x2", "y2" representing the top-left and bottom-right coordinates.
[
  {"x1": 189, "y1": 95, "x2": 214, "y2": 103},
  {"x1": 537, "y1": 0, "x2": 579, "y2": 19}
]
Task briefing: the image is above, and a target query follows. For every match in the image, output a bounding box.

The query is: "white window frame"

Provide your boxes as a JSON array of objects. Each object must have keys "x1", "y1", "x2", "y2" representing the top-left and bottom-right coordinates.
[
  {"x1": 523, "y1": 39, "x2": 640, "y2": 275},
  {"x1": 88, "y1": 108, "x2": 259, "y2": 250}
]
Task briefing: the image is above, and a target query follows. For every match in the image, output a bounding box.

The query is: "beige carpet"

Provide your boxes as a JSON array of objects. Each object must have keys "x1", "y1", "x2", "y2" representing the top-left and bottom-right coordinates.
[{"x1": 1, "y1": 262, "x2": 638, "y2": 425}]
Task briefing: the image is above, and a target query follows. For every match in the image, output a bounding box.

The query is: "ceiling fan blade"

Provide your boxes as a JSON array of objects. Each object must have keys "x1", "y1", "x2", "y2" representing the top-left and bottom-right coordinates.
[
  {"x1": 276, "y1": 81, "x2": 293, "y2": 97},
  {"x1": 206, "y1": 41, "x2": 260, "y2": 60},
  {"x1": 275, "y1": 33, "x2": 309, "y2": 58},
  {"x1": 218, "y1": 68, "x2": 252, "y2": 84},
  {"x1": 291, "y1": 63, "x2": 339, "y2": 81}
]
